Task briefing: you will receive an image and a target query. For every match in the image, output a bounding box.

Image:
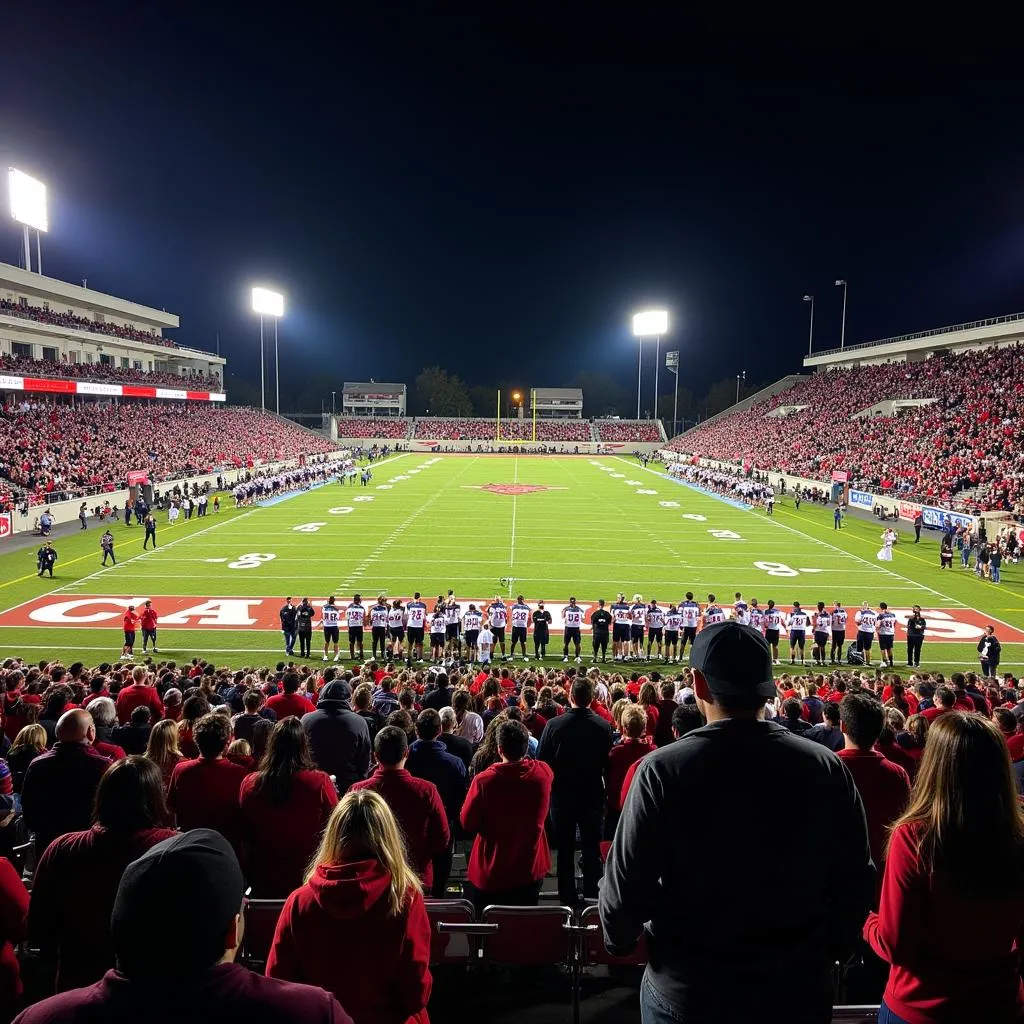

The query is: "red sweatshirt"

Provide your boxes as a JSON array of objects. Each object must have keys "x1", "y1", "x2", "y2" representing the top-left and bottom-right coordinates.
[
  {"x1": 606, "y1": 739, "x2": 652, "y2": 814},
  {"x1": 1007, "y1": 733, "x2": 1024, "y2": 763},
  {"x1": 349, "y1": 769, "x2": 449, "y2": 888},
  {"x1": 167, "y1": 756, "x2": 248, "y2": 853},
  {"x1": 461, "y1": 759, "x2": 552, "y2": 892},
  {"x1": 114, "y1": 684, "x2": 163, "y2": 725},
  {"x1": 0, "y1": 856, "x2": 28, "y2": 1011},
  {"x1": 239, "y1": 769, "x2": 338, "y2": 897},
  {"x1": 865, "y1": 823, "x2": 1024, "y2": 1023},
  {"x1": 267, "y1": 859, "x2": 431, "y2": 1024},
  {"x1": 264, "y1": 692, "x2": 316, "y2": 720}
]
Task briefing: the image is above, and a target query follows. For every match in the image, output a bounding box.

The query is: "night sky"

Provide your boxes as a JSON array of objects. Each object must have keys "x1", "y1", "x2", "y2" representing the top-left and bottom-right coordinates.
[{"x1": 2, "y1": 7, "x2": 1022, "y2": 412}]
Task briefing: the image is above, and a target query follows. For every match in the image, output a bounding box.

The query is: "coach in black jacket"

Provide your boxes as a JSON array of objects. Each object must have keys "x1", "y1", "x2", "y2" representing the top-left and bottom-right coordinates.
[
  {"x1": 300, "y1": 681, "x2": 370, "y2": 794},
  {"x1": 537, "y1": 676, "x2": 613, "y2": 905}
]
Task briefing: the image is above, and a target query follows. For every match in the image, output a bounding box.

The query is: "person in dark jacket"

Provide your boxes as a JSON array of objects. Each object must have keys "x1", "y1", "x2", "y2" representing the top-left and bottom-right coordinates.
[
  {"x1": 778, "y1": 697, "x2": 812, "y2": 736},
  {"x1": 111, "y1": 706, "x2": 152, "y2": 756},
  {"x1": 978, "y1": 626, "x2": 1002, "y2": 677},
  {"x1": 300, "y1": 681, "x2": 370, "y2": 794},
  {"x1": 12, "y1": 829, "x2": 352, "y2": 1024},
  {"x1": 536, "y1": 676, "x2": 613, "y2": 905},
  {"x1": 22, "y1": 710, "x2": 112, "y2": 858},
  {"x1": 420, "y1": 672, "x2": 454, "y2": 712},
  {"x1": 438, "y1": 707, "x2": 473, "y2": 769},
  {"x1": 806, "y1": 702, "x2": 845, "y2": 752},
  {"x1": 600, "y1": 621, "x2": 872, "y2": 1024}
]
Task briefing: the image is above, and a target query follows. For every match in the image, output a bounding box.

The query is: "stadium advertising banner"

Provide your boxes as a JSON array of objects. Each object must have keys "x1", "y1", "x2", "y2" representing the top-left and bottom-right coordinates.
[
  {"x1": 921, "y1": 506, "x2": 974, "y2": 530},
  {"x1": 831, "y1": 470, "x2": 849, "y2": 483},
  {"x1": 126, "y1": 470, "x2": 150, "y2": 486},
  {"x1": 898, "y1": 501, "x2": 921, "y2": 521},
  {"x1": 0, "y1": 374, "x2": 225, "y2": 402},
  {"x1": 848, "y1": 489, "x2": 874, "y2": 509},
  {"x1": 0, "y1": 513, "x2": 10, "y2": 540}
]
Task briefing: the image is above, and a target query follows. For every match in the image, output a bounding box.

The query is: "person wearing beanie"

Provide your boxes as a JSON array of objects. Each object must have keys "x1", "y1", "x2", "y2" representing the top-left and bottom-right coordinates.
[
  {"x1": 161, "y1": 687, "x2": 183, "y2": 723},
  {"x1": 300, "y1": 680, "x2": 370, "y2": 794},
  {"x1": 12, "y1": 829, "x2": 353, "y2": 1023}
]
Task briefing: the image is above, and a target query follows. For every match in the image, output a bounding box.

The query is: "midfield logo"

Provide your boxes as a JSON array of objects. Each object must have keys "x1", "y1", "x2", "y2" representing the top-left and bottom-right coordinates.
[{"x1": 481, "y1": 484, "x2": 550, "y2": 496}]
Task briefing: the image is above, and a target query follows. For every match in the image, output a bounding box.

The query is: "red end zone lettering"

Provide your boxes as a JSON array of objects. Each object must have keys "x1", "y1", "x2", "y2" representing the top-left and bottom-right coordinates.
[{"x1": 0, "y1": 596, "x2": 1022, "y2": 642}]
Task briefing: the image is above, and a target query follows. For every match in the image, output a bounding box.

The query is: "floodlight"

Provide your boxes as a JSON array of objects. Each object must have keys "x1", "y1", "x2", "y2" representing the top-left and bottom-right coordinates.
[
  {"x1": 251, "y1": 287, "x2": 284, "y2": 317},
  {"x1": 632, "y1": 309, "x2": 668, "y2": 337},
  {"x1": 8, "y1": 168, "x2": 48, "y2": 232}
]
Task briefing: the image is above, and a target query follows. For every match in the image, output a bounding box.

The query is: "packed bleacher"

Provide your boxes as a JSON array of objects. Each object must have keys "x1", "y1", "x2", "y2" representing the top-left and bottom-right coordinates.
[
  {"x1": 412, "y1": 418, "x2": 594, "y2": 442},
  {"x1": 668, "y1": 343, "x2": 1024, "y2": 511},
  {"x1": 334, "y1": 417, "x2": 411, "y2": 439},
  {"x1": 596, "y1": 419, "x2": 663, "y2": 442},
  {"x1": 0, "y1": 637, "x2": 1019, "y2": 1021},
  {"x1": 0, "y1": 355, "x2": 221, "y2": 392},
  {"x1": 0, "y1": 402, "x2": 337, "y2": 504},
  {"x1": 0, "y1": 298, "x2": 178, "y2": 349}
]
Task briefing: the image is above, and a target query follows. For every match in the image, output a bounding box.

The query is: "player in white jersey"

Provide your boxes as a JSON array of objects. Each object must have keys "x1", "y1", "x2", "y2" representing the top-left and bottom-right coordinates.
[
  {"x1": 429, "y1": 607, "x2": 447, "y2": 663},
  {"x1": 611, "y1": 594, "x2": 632, "y2": 661},
  {"x1": 830, "y1": 602, "x2": 848, "y2": 665},
  {"x1": 663, "y1": 604, "x2": 682, "y2": 663},
  {"x1": 732, "y1": 592, "x2": 749, "y2": 625},
  {"x1": 444, "y1": 595, "x2": 462, "y2": 659},
  {"x1": 321, "y1": 595, "x2": 341, "y2": 662},
  {"x1": 763, "y1": 599, "x2": 784, "y2": 665},
  {"x1": 488, "y1": 598, "x2": 509, "y2": 660},
  {"x1": 787, "y1": 601, "x2": 810, "y2": 665},
  {"x1": 812, "y1": 601, "x2": 832, "y2": 667},
  {"x1": 748, "y1": 598, "x2": 764, "y2": 634},
  {"x1": 462, "y1": 603, "x2": 483, "y2": 662},
  {"x1": 345, "y1": 594, "x2": 366, "y2": 662},
  {"x1": 509, "y1": 597, "x2": 531, "y2": 660},
  {"x1": 369, "y1": 595, "x2": 390, "y2": 661},
  {"x1": 645, "y1": 601, "x2": 665, "y2": 661},
  {"x1": 876, "y1": 601, "x2": 897, "y2": 667},
  {"x1": 629, "y1": 595, "x2": 647, "y2": 659},
  {"x1": 477, "y1": 622, "x2": 495, "y2": 665},
  {"x1": 562, "y1": 597, "x2": 584, "y2": 663},
  {"x1": 387, "y1": 600, "x2": 406, "y2": 660},
  {"x1": 854, "y1": 602, "x2": 877, "y2": 665},
  {"x1": 679, "y1": 592, "x2": 700, "y2": 658},
  {"x1": 405, "y1": 592, "x2": 427, "y2": 664},
  {"x1": 703, "y1": 594, "x2": 726, "y2": 628}
]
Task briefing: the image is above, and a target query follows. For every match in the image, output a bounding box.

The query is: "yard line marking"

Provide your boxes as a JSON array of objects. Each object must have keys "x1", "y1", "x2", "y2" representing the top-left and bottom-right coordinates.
[{"x1": 509, "y1": 457, "x2": 519, "y2": 575}]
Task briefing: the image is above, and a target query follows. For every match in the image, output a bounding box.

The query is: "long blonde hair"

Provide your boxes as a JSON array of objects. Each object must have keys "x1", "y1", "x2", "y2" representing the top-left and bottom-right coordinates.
[
  {"x1": 306, "y1": 789, "x2": 421, "y2": 915},
  {"x1": 145, "y1": 719, "x2": 182, "y2": 768},
  {"x1": 889, "y1": 712, "x2": 1024, "y2": 893}
]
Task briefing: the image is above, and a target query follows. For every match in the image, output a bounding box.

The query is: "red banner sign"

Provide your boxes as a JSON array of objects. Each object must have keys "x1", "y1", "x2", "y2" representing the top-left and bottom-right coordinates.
[
  {"x1": 831, "y1": 470, "x2": 849, "y2": 483},
  {"x1": 126, "y1": 470, "x2": 150, "y2": 486},
  {"x1": 0, "y1": 514, "x2": 10, "y2": 540}
]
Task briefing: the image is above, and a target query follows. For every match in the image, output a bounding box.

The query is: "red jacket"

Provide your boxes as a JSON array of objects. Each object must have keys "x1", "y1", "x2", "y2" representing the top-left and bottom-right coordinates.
[
  {"x1": 349, "y1": 770, "x2": 449, "y2": 888},
  {"x1": 139, "y1": 608, "x2": 158, "y2": 632},
  {"x1": 874, "y1": 740, "x2": 920, "y2": 781},
  {"x1": 653, "y1": 699, "x2": 677, "y2": 747},
  {"x1": 114, "y1": 684, "x2": 163, "y2": 725},
  {"x1": 264, "y1": 692, "x2": 316, "y2": 720},
  {"x1": 267, "y1": 859, "x2": 430, "y2": 1024},
  {"x1": 121, "y1": 611, "x2": 139, "y2": 632},
  {"x1": 28, "y1": 825, "x2": 177, "y2": 991},
  {"x1": 239, "y1": 769, "x2": 338, "y2": 897},
  {"x1": 920, "y1": 705, "x2": 952, "y2": 724},
  {"x1": 620, "y1": 752, "x2": 652, "y2": 808},
  {"x1": 589, "y1": 699, "x2": 614, "y2": 724},
  {"x1": 461, "y1": 759, "x2": 552, "y2": 892},
  {"x1": 167, "y1": 757, "x2": 248, "y2": 853},
  {"x1": 3, "y1": 692, "x2": 40, "y2": 742},
  {"x1": 1007, "y1": 733, "x2": 1024, "y2": 763},
  {"x1": 606, "y1": 739, "x2": 652, "y2": 814},
  {"x1": 837, "y1": 748, "x2": 910, "y2": 900},
  {"x1": 522, "y1": 711, "x2": 547, "y2": 741},
  {"x1": 0, "y1": 857, "x2": 27, "y2": 1010},
  {"x1": 865, "y1": 822, "x2": 1024, "y2": 1023},
  {"x1": 93, "y1": 740, "x2": 126, "y2": 762}
]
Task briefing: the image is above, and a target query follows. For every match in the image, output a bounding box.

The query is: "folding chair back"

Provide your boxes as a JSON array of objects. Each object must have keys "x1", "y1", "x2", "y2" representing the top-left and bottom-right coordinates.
[
  {"x1": 578, "y1": 904, "x2": 647, "y2": 967},
  {"x1": 425, "y1": 898, "x2": 479, "y2": 966},
  {"x1": 481, "y1": 904, "x2": 573, "y2": 967},
  {"x1": 241, "y1": 899, "x2": 285, "y2": 967}
]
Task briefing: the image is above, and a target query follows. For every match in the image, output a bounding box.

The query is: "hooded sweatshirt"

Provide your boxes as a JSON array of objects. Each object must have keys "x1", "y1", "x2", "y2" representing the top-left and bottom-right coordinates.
[{"x1": 266, "y1": 859, "x2": 431, "y2": 1024}]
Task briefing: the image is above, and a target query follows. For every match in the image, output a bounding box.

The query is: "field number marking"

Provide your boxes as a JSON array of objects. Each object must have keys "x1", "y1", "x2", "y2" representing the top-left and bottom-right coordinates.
[
  {"x1": 228, "y1": 553, "x2": 277, "y2": 570},
  {"x1": 754, "y1": 560, "x2": 799, "y2": 577}
]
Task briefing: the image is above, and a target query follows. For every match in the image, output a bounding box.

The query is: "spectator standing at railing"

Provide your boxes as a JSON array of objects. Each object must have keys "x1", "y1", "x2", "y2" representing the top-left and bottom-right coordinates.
[{"x1": 600, "y1": 621, "x2": 873, "y2": 1024}]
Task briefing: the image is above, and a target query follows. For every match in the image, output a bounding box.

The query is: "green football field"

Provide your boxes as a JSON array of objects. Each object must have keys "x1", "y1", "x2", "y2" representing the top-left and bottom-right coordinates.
[{"x1": 1, "y1": 452, "x2": 1022, "y2": 674}]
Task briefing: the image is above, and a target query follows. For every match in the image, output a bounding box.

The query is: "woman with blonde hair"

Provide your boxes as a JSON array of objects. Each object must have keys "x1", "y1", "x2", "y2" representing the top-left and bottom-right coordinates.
[
  {"x1": 144, "y1": 719, "x2": 184, "y2": 787},
  {"x1": 266, "y1": 789, "x2": 431, "y2": 1024},
  {"x1": 865, "y1": 713, "x2": 1024, "y2": 1022},
  {"x1": 7, "y1": 724, "x2": 46, "y2": 796}
]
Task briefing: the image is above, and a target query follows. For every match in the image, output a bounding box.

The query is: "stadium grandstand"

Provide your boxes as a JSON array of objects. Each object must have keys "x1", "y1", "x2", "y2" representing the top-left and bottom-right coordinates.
[
  {"x1": 340, "y1": 381, "x2": 407, "y2": 417},
  {"x1": 668, "y1": 314, "x2": 1024, "y2": 512}
]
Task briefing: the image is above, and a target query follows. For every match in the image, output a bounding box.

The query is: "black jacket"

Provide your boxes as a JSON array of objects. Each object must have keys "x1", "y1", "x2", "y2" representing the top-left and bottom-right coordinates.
[
  {"x1": 421, "y1": 686, "x2": 453, "y2": 712},
  {"x1": 300, "y1": 701, "x2": 370, "y2": 793},
  {"x1": 537, "y1": 707, "x2": 613, "y2": 810},
  {"x1": 438, "y1": 732, "x2": 473, "y2": 770}
]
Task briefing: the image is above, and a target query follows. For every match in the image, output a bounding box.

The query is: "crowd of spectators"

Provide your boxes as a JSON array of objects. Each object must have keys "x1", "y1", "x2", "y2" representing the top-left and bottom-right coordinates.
[
  {"x1": 411, "y1": 418, "x2": 594, "y2": 442},
  {"x1": 0, "y1": 298, "x2": 178, "y2": 349},
  {"x1": 334, "y1": 417, "x2": 411, "y2": 439},
  {"x1": 0, "y1": 354, "x2": 222, "y2": 392},
  {"x1": 0, "y1": 401, "x2": 337, "y2": 504},
  {"x1": 669, "y1": 343, "x2": 1024, "y2": 510},
  {"x1": 0, "y1": 641, "x2": 1020, "y2": 1019},
  {"x1": 595, "y1": 419, "x2": 663, "y2": 442}
]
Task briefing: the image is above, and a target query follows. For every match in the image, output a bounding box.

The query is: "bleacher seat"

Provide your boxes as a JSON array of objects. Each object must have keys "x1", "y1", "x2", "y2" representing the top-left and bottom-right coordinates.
[
  {"x1": 480, "y1": 904, "x2": 574, "y2": 967},
  {"x1": 425, "y1": 898, "x2": 486, "y2": 966},
  {"x1": 240, "y1": 898, "x2": 285, "y2": 968}
]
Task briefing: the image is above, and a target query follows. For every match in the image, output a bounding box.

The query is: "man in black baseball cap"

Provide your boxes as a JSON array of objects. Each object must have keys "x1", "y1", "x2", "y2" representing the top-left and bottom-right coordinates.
[
  {"x1": 13, "y1": 830, "x2": 352, "y2": 1023},
  {"x1": 600, "y1": 621, "x2": 873, "y2": 1024}
]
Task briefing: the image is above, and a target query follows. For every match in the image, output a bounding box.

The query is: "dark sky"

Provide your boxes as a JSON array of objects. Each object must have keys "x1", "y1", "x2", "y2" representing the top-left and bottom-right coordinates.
[{"x1": 3, "y1": 6, "x2": 1023, "y2": 410}]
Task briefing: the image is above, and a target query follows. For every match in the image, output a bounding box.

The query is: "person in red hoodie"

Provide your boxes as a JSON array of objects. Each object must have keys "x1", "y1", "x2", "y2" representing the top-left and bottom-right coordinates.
[
  {"x1": 995, "y1": 707, "x2": 1024, "y2": 763},
  {"x1": 838, "y1": 693, "x2": 911, "y2": 902},
  {"x1": 460, "y1": 719, "x2": 553, "y2": 916},
  {"x1": 139, "y1": 599, "x2": 159, "y2": 654},
  {"x1": 920, "y1": 685, "x2": 956, "y2": 723},
  {"x1": 605, "y1": 704, "x2": 652, "y2": 835},
  {"x1": 121, "y1": 605, "x2": 139, "y2": 660},
  {"x1": 115, "y1": 665, "x2": 164, "y2": 724},
  {"x1": 349, "y1": 727, "x2": 449, "y2": 890},
  {"x1": 239, "y1": 717, "x2": 338, "y2": 897},
  {"x1": 266, "y1": 788, "x2": 432, "y2": 1024},
  {"x1": 167, "y1": 713, "x2": 248, "y2": 855},
  {"x1": 0, "y1": 855, "x2": 27, "y2": 1017},
  {"x1": 28, "y1": 756, "x2": 177, "y2": 991},
  {"x1": 264, "y1": 671, "x2": 317, "y2": 720},
  {"x1": 2, "y1": 671, "x2": 41, "y2": 743},
  {"x1": 653, "y1": 680, "x2": 679, "y2": 747},
  {"x1": 865, "y1": 713, "x2": 1024, "y2": 1024}
]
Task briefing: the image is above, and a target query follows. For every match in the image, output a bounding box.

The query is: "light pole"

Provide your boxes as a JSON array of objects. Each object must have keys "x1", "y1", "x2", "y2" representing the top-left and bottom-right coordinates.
[
  {"x1": 632, "y1": 310, "x2": 669, "y2": 421},
  {"x1": 331, "y1": 391, "x2": 337, "y2": 416},
  {"x1": 251, "y1": 287, "x2": 285, "y2": 414},
  {"x1": 8, "y1": 168, "x2": 48, "y2": 274},
  {"x1": 735, "y1": 370, "x2": 746, "y2": 405},
  {"x1": 803, "y1": 294, "x2": 815, "y2": 356},
  {"x1": 835, "y1": 279, "x2": 848, "y2": 350},
  {"x1": 666, "y1": 350, "x2": 680, "y2": 436}
]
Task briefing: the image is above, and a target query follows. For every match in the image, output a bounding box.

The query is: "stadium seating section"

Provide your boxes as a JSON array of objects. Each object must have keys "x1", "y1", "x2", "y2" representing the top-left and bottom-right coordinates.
[
  {"x1": 407, "y1": 418, "x2": 659, "y2": 443},
  {"x1": 334, "y1": 417, "x2": 412, "y2": 439},
  {"x1": 0, "y1": 355, "x2": 222, "y2": 392},
  {"x1": 0, "y1": 297, "x2": 179, "y2": 348},
  {"x1": 0, "y1": 402, "x2": 336, "y2": 504},
  {"x1": 669, "y1": 344, "x2": 1024, "y2": 510},
  {"x1": 595, "y1": 420, "x2": 663, "y2": 442}
]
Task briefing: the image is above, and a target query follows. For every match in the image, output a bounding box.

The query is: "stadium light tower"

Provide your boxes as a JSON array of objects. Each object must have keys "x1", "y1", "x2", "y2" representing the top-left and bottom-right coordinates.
[
  {"x1": 835, "y1": 279, "x2": 848, "y2": 351},
  {"x1": 8, "y1": 168, "x2": 48, "y2": 275},
  {"x1": 803, "y1": 294, "x2": 815, "y2": 355},
  {"x1": 251, "y1": 287, "x2": 285, "y2": 413},
  {"x1": 632, "y1": 309, "x2": 669, "y2": 420}
]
